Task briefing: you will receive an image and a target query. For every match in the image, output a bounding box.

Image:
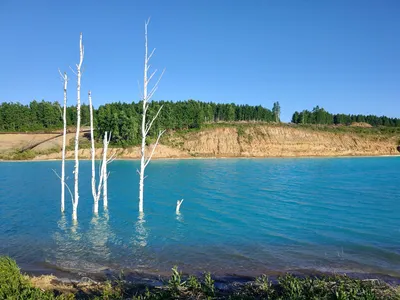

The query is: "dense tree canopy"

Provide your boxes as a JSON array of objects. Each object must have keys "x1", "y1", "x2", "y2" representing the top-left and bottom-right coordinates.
[
  {"x1": 0, "y1": 100, "x2": 91, "y2": 132},
  {"x1": 94, "y1": 100, "x2": 275, "y2": 145},
  {"x1": 292, "y1": 106, "x2": 400, "y2": 127},
  {"x1": 0, "y1": 100, "x2": 276, "y2": 145},
  {"x1": 3, "y1": 101, "x2": 400, "y2": 146}
]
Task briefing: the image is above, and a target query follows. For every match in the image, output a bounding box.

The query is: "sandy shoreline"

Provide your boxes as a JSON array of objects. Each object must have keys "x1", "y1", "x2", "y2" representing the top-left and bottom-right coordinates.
[{"x1": 1, "y1": 153, "x2": 399, "y2": 163}]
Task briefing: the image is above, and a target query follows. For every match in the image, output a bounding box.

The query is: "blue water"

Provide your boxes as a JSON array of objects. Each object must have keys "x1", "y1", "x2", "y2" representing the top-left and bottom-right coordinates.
[{"x1": 0, "y1": 157, "x2": 399, "y2": 279}]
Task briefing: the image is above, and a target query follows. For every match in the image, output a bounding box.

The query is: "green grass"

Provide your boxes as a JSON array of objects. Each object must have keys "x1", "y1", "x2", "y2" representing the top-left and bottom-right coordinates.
[
  {"x1": 0, "y1": 256, "x2": 72, "y2": 299},
  {"x1": 292, "y1": 123, "x2": 400, "y2": 139},
  {"x1": 1, "y1": 257, "x2": 399, "y2": 299},
  {"x1": 0, "y1": 150, "x2": 37, "y2": 160}
]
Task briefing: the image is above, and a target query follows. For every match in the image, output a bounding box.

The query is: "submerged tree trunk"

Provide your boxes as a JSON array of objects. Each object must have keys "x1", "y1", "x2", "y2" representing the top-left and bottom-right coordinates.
[
  {"x1": 61, "y1": 72, "x2": 68, "y2": 213},
  {"x1": 103, "y1": 131, "x2": 109, "y2": 209},
  {"x1": 73, "y1": 33, "x2": 84, "y2": 221},
  {"x1": 89, "y1": 90, "x2": 98, "y2": 214},
  {"x1": 139, "y1": 106, "x2": 145, "y2": 213},
  {"x1": 176, "y1": 199, "x2": 184, "y2": 214},
  {"x1": 138, "y1": 19, "x2": 165, "y2": 214}
]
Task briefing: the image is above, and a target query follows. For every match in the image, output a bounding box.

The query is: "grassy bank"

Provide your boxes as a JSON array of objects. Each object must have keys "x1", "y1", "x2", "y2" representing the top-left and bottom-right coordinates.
[{"x1": 1, "y1": 257, "x2": 399, "y2": 299}]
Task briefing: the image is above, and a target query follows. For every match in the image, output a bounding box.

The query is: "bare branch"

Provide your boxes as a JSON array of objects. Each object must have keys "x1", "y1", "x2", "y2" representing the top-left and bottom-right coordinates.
[
  {"x1": 145, "y1": 129, "x2": 165, "y2": 168},
  {"x1": 147, "y1": 69, "x2": 157, "y2": 85},
  {"x1": 98, "y1": 157, "x2": 103, "y2": 179},
  {"x1": 147, "y1": 48, "x2": 156, "y2": 63},
  {"x1": 53, "y1": 169, "x2": 74, "y2": 205},
  {"x1": 107, "y1": 151, "x2": 117, "y2": 164},
  {"x1": 145, "y1": 17, "x2": 151, "y2": 27},
  {"x1": 78, "y1": 33, "x2": 84, "y2": 69},
  {"x1": 58, "y1": 69, "x2": 64, "y2": 81},
  {"x1": 176, "y1": 199, "x2": 184, "y2": 214},
  {"x1": 145, "y1": 105, "x2": 163, "y2": 135},
  {"x1": 69, "y1": 66, "x2": 77, "y2": 76},
  {"x1": 147, "y1": 68, "x2": 165, "y2": 101},
  {"x1": 96, "y1": 168, "x2": 104, "y2": 202},
  {"x1": 144, "y1": 103, "x2": 149, "y2": 114}
]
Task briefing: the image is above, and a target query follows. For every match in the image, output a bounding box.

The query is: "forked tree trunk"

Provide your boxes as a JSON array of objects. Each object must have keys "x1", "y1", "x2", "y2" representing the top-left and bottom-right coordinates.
[{"x1": 176, "y1": 199, "x2": 184, "y2": 214}]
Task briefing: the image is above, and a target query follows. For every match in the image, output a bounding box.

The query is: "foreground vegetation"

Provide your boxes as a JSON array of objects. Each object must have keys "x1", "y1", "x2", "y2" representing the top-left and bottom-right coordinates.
[{"x1": 1, "y1": 257, "x2": 399, "y2": 299}]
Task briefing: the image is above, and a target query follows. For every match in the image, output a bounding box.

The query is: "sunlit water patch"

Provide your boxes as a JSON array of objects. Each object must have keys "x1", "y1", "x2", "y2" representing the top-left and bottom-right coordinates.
[{"x1": 0, "y1": 157, "x2": 399, "y2": 279}]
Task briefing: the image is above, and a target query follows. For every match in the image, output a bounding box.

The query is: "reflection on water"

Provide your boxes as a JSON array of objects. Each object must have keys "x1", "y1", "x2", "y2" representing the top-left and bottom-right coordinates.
[
  {"x1": 174, "y1": 212, "x2": 185, "y2": 241},
  {"x1": 88, "y1": 210, "x2": 113, "y2": 261},
  {"x1": 176, "y1": 212, "x2": 183, "y2": 222},
  {"x1": 133, "y1": 213, "x2": 148, "y2": 247},
  {"x1": 50, "y1": 211, "x2": 114, "y2": 273}
]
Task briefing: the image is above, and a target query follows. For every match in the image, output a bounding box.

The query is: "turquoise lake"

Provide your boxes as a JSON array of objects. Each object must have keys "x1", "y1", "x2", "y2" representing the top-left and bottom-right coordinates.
[{"x1": 0, "y1": 157, "x2": 399, "y2": 280}]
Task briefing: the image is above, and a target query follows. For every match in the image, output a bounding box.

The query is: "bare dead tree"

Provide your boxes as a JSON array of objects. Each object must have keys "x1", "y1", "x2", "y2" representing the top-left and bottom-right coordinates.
[
  {"x1": 58, "y1": 70, "x2": 68, "y2": 213},
  {"x1": 73, "y1": 33, "x2": 84, "y2": 221},
  {"x1": 102, "y1": 132, "x2": 114, "y2": 209},
  {"x1": 176, "y1": 199, "x2": 184, "y2": 214},
  {"x1": 88, "y1": 90, "x2": 100, "y2": 214},
  {"x1": 138, "y1": 18, "x2": 165, "y2": 214}
]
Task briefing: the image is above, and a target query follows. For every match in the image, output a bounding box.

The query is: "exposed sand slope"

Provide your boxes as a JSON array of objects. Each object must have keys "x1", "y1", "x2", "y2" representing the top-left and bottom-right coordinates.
[
  {"x1": 29, "y1": 124, "x2": 399, "y2": 160},
  {"x1": 175, "y1": 126, "x2": 398, "y2": 157}
]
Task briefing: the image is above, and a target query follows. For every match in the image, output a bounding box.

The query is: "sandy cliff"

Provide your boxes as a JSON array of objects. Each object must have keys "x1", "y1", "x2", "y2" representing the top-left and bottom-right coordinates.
[
  {"x1": 31, "y1": 125, "x2": 399, "y2": 160},
  {"x1": 177, "y1": 126, "x2": 398, "y2": 157}
]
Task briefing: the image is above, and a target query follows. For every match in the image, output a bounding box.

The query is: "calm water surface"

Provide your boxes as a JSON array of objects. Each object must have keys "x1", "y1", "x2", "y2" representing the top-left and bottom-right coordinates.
[{"x1": 0, "y1": 157, "x2": 399, "y2": 279}]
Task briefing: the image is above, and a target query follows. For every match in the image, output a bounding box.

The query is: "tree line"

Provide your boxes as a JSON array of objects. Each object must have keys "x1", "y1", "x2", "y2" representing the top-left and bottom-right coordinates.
[
  {"x1": 0, "y1": 100, "x2": 91, "y2": 132},
  {"x1": 292, "y1": 106, "x2": 400, "y2": 127},
  {"x1": 0, "y1": 100, "x2": 281, "y2": 145},
  {"x1": 3, "y1": 100, "x2": 400, "y2": 145}
]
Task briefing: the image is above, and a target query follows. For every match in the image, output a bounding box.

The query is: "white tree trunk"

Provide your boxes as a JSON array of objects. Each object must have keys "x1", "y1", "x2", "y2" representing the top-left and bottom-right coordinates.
[
  {"x1": 73, "y1": 33, "x2": 84, "y2": 221},
  {"x1": 139, "y1": 102, "x2": 146, "y2": 213},
  {"x1": 176, "y1": 199, "x2": 184, "y2": 214},
  {"x1": 89, "y1": 90, "x2": 98, "y2": 214},
  {"x1": 61, "y1": 72, "x2": 68, "y2": 213},
  {"x1": 102, "y1": 132, "x2": 109, "y2": 209},
  {"x1": 138, "y1": 19, "x2": 165, "y2": 214}
]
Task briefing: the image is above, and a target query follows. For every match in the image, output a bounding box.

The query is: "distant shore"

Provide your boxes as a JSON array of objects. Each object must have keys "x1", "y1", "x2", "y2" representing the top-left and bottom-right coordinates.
[
  {"x1": 1, "y1": 123, "x2": 399, "y2": 161},
  {"x1": 1, "y1": 153, "x2": 399, "y2": 163}
]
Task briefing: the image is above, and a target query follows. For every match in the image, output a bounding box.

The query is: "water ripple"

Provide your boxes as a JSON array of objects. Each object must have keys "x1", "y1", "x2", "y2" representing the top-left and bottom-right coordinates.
[{"x1": 0, "y1": 158, "x2": 400, "y2": 278}]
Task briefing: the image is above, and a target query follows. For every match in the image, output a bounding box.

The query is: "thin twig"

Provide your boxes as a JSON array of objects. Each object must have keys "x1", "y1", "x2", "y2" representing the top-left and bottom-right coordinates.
[
  {"x1": 52, "y1": 169, "x2": 74, "y2": 205},
  {"x1": 145, "y1": 105, "x2": 164, "y2": 135},
  {"x1": 145, "y1": 129, "x2": 165, "y2": 168}
]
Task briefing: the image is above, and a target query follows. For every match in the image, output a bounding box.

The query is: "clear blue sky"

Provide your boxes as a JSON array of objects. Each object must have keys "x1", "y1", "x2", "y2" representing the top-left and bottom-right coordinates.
[{"x1": 0, "y1": 0, "x2": 399, "y2": 121}]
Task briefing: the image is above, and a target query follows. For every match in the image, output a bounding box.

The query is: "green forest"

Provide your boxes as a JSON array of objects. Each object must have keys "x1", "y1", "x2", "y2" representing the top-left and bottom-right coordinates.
[
  {"x1": 1, "y1": 100, "x2": 400, "y2": 146},
  {"x1": 0, "y1": 100, "x2": 279, "y2": 145},
  {"x1": 292, "y1": 106, "x2": 400, "y2": 127}
]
